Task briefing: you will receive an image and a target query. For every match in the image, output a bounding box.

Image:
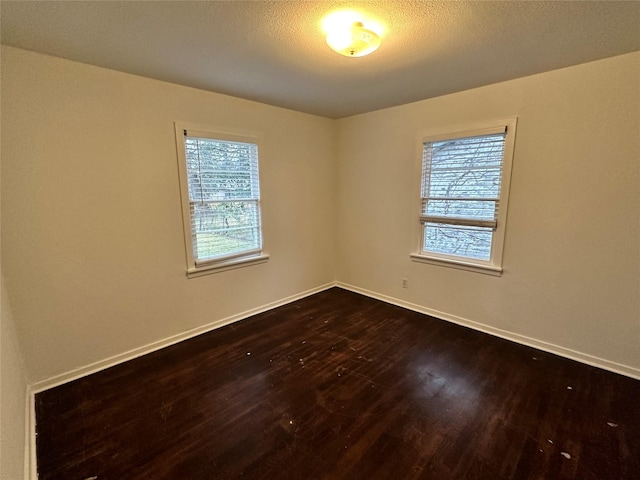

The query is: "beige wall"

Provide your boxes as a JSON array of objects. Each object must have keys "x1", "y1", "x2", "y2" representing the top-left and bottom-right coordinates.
[
  {"x1": 336, "y1": 52, "x2": 640, "y2": 373},
  {"x1": 2, "y1": 63, "x2": 28, "y2": 477},
  {"x1": 1, "y1": 274, "x2": 27, "y2": 480},
  {"x1": 1, "y1": 46, "x2": 639, "y2": 392},
  {"x1": 1, "y1": 46, "x2": 336, "y2": 383}
]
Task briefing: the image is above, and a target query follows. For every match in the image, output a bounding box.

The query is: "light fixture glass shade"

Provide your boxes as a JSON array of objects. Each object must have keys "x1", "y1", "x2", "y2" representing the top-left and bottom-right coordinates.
[{"x1": 326, "y1": 21, "x2": 381, "y2": 57}]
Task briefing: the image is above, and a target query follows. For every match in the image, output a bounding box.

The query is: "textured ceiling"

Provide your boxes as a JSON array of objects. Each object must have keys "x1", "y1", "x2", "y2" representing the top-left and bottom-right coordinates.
[{"x1": 1, "y1": 1, "x2": 639, "y2": 118}]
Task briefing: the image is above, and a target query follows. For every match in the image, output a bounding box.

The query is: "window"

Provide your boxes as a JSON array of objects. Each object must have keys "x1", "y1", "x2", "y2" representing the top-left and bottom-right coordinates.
[
  {"x1": 411, "y1": 120, "x2": 517, "y2": 275},
  {"x1": 175, "y1": 123, "x2": 268, "y2": 276}
]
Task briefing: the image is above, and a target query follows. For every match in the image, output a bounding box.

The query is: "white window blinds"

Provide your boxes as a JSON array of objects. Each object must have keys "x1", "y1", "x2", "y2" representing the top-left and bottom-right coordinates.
[
  {"x1": 420, "y1": 127, "x2": 507, "y2": 261},
  {"x1": 183, "y1": 132, "x2": 262, "y2": 264}
]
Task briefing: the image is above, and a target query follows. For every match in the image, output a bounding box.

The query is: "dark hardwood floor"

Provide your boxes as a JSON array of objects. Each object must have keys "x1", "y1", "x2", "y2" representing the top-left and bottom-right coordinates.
[{"x1": 35, "y1": 288, "x2": 640, "y2": 479}]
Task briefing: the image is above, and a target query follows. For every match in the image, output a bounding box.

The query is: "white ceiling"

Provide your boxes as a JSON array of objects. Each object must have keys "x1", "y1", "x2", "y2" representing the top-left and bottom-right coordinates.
[{"x1": 1, "y1": 1, "x2": 639, "y2": 119}]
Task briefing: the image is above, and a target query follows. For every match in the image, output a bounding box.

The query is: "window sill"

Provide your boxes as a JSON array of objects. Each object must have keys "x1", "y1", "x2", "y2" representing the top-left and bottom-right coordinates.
[
  {"x1": 187, "y1": 253, "x2": 270, "y2": 278},
  {"x1": 410, "y1": 253, "x2": 503, "y2": 276}
]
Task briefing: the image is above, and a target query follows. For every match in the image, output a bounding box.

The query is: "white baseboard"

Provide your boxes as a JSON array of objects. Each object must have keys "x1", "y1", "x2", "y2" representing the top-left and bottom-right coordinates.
[
  {"x1": 337, "y1": 282, "x2": 640, "y2": 381},
  {"x1": 26, "y1": 386, "x2": 36, "y2": 480},
  {"x1": 29, "y1": 282, "x2": 336, "y2": 394},
  {"x1": 25, "y1": 280, "x2": 639, "y2": 479},
  {"x1": 26, "y1": 282, "x2": 337, "y2": 479}
]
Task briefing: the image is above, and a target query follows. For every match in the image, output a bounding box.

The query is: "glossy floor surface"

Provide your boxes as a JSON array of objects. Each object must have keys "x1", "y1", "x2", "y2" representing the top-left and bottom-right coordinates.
[{"x1": 35, "y1": 288, "x2": 640, "y2": 479}]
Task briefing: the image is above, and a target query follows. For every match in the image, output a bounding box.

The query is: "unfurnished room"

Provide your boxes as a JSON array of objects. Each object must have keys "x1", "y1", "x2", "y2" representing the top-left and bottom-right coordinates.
[{"x1": 1, "y1": 1, "x2": 639, "y2": 479}]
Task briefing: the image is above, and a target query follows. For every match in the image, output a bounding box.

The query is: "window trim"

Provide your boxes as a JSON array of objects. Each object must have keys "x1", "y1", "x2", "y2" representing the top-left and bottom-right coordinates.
[
  {"x1": 412, "y1": 118, "x2": 517, "y2": 275},
  {"x1": 174, "y1": 122, "x2": 269, "y2": 278}
]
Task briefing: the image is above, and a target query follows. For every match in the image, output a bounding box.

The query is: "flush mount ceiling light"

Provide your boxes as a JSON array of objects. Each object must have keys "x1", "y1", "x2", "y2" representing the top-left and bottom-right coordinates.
[
  {"x1": 326, "y1": 21, "x2": 381, "y2": 57},
  {"x1": 322, "y1": 11, "x2": 383, "y2": 58}
]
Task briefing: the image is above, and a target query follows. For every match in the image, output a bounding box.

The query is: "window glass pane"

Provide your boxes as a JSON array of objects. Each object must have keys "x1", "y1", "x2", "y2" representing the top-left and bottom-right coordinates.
[
  {"x1": 424, "y1": 223, "x2": 493, "y2": 260},
  {"x1": 421, "y1": 132, "x2": 507, "y2": 262},
  {"x1": 191, "y1": 201, "x2": 261, "y2": 260},
  {"x1": 183, "y1": 134, "x2": 261, "y2": 262}
]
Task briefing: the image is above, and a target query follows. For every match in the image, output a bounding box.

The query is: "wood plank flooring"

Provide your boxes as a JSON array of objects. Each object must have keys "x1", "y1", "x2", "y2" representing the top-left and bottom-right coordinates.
[{"x1": 35, "y1": 287, "x2": 640, "y2": 479}]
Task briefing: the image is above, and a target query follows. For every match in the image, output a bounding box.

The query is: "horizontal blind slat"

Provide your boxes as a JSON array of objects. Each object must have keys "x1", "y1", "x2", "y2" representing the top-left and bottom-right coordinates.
[{"x1": 420, "y1": 215, "x2": 497, "y2": 229}]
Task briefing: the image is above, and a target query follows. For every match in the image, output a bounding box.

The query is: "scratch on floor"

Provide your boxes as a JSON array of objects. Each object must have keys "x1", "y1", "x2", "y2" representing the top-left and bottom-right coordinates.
[
  {"x1": 159, "y1": 402, "x2": 173, "y2": 422},
  {"x1": 357, "y1": 355, "x2": 374, "y2": 362}
]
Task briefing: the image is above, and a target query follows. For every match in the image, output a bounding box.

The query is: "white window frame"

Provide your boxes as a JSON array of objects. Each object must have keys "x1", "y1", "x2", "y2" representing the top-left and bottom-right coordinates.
[
  {"x1": 175, "y1": 122, "x2": 269, "y2": 278},
  {"x1": 410, "y1": 118, "x2": 517, "y2": 276}
]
